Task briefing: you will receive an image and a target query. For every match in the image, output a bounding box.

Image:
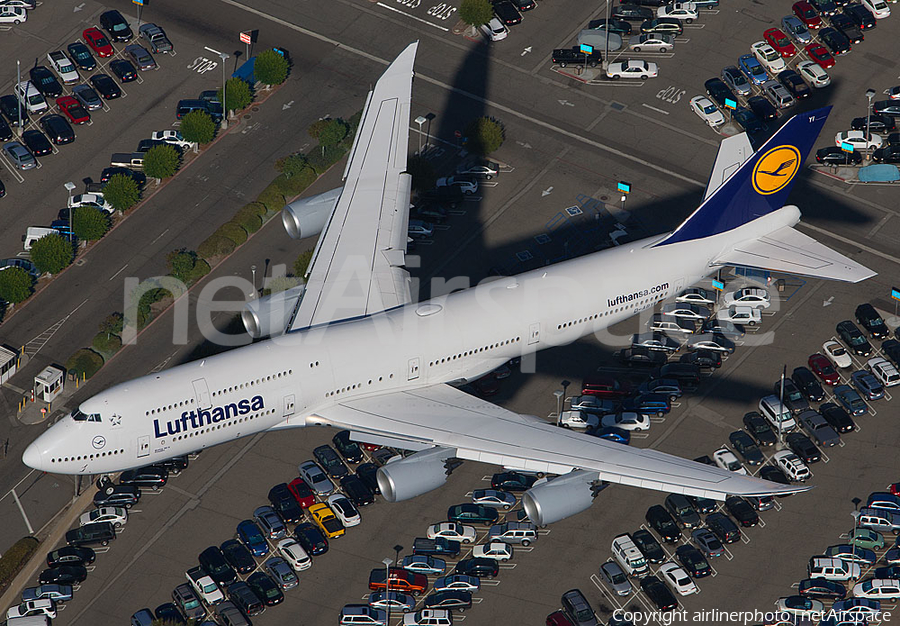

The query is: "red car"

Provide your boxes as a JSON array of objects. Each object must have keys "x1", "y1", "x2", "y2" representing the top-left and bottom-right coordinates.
[
  {"x1": 808, "y1": 353, "x2": 840, "y2": 386},
  {"x1": 547, "y1": 610, "x2": 576, "y2": 626},
  {"x1": 805, "y1": 42, "x2": 835, "y2": 69},
  {"x1": 581, "y1": 375, "x2": 630, "y2": 398},
  {"x1": 792, "y1": 1, "x2": 822, "y2": 29},
  {"x1": 763, "y1": 28, "x2": 797, "y2": 57},
  {"x1": 287, "y1": 477, "x2": 315, "y2": 508},
  {"x1": 890, "y1": 482, "x2": 900, "y2": 496},
  {"x1": 56, "y1": 96, "x2": 90, "y2": 125},
  {"x1": 83, "y1": 27, "x2": 114, "y2": 58}
]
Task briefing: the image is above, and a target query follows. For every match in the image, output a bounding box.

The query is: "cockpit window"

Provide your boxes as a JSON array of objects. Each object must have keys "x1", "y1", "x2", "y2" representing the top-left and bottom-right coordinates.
[
  {"x1": 72, "y1": 409, "x2": 102, "y2": 422},
  {"x1": 89, "y1": 413, "x2": 102, "y2": 422}
]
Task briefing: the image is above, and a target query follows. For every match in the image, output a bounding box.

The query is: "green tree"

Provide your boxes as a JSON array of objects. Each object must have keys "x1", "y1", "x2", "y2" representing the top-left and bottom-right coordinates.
[
  {"x1": 318, "y1": 119, "x2": 348, "y2": 156},
  {"x1": 406, "y1": 155, "x2": 436, "y2": 191},
  {"x1": 218, "y1": 77, "x2": 253, "y2": 113},
  {"x1": 98, "y1": 312, "x2": 124, "y2": 336},
  {"x1": 103, "y1": 173, "x2": 140, "y2": 213},
  {"x1": 30, "y1": 234, "x2": 74, "y2": 275},
  {"x1": 254, "y1": 49, "x2": 289, "y2": 86},
  {"x1": 180, "y1": 109, "x2": 216, "y2": 144},
  {"x1": 166, "y1": 249, "x2": 197, "y2": 284},
  {"x1": 459, "y1": 0, "x2": 494, "y2": 26},
  {"x1": 294, "y1": 249, "x2": 313, "y2": 279},
  {"x1": 308, "y1": 119, "x2": 329, "y2": 141},
  {"x1": 72, "y1": 206, "x2": 110, "y2": 241},
  {"x1": 465, "y1": 116, "x2": 505, "y2": 155},
  {"x1": 277, "y1": 153, "x2": 310, "y2": 179},
  {"x1": 143, "y1": 144, "x2": 180, "y2": 179},
  {"x1": 0, "y1": 267, "x2": 34, "y2": 304}
]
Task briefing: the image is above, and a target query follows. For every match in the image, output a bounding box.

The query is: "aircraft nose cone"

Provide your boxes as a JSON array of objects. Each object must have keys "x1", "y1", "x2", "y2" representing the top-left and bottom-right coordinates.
[{"x1": 22, "y1": 440, "x2": 44, "y2": 470}]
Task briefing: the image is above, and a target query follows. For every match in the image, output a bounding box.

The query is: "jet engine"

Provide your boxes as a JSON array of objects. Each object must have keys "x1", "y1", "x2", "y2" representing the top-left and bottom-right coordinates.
[
  {"x1": 522, "y1": 470, "x2": 604, "y2": 527},
  {"x1": 281, "y1": 187, "x2": 343, "y2": 240},
  {"x1": 241, "y1": 284, "x2": 306, "y2": 339},
  {"x1": 377, "y1": 447, "x2": 459, "y2": 502}
]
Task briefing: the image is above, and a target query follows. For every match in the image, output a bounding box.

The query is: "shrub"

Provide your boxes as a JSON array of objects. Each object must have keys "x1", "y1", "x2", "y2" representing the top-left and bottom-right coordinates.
[
  {"x1": 218, "y1": 77, "x2": 253, "y2": 113},
  {"x1": 307, "y1": 144, "x2": 346, "y2": 174},
  {"x1": 318, "y1": 119, "x2": 348, "y2": 152},
  {"x1": 98, "y1": 312, "x2": 124, "y2": 335},
  {"x1": 31, "y1": 234, "x2": 74, "y2": 275},
  {"x1": 234, "y1": 207, "x2": 263, "y2": 234},
  {"x1": 218, "y1": 221, "x2": 248, "y2": 246},
  {"x1": 197, "y1": 234, "x2": 235, "y2": 260},
  {"x1": 459, "y1": 0, "x2": 493, "y2": 25},
  {"x1": 406, "y1": 155, "x2": 436, "y2": 191},
  {"x1": 180, "y1": 110, "x2": 216, "y2": 144},
  {"x1": 166, "y1": 249, "x2": 197, "y2": 284},
  {"x1": 143, "y1": 144, "x2": 180, "y2": 179},
  {"x1": 255, "y1": 49, "x2": 289, "y2": 86},
  {"x1": 347, "y1": 110, "x2": 363, "y2": 135},
  {"x1": 137, "y1": 287, "x2": 171, "y2": 328},
  {"x1": 308, "y1": 119, "x2": 329, "y2": 141},
  {"x1": 240, "y1": 201, "x2": 268, "y2": 219},
  {"x1": 0, "y1": 536, "x2": 39, "y2": 589},
  {"x1": 186, "y1": 258, "x2": 211, "y2": 284},
  {"x1": 257, "y1": 186, "x2": 285, "y2": 214},
  {"x1": 72, "y1": 206, "x2": 110, "y2": 241},
  {"x1": 277, "y1": 153, "x2": 310, "y2": 179},
  {"x1": 91, "y1": 331, "x2": 122, "y2": 357},
  {"x1": 465, "y1": 116, "x2": 505, "y2": 155},
  {"x1": 65, "y1": 348, "x2": 104, "y2": 379},
  {"x1": 294, "y1": 249, "x2": 313, "y2": 278},
  {"x1": 262, "y1": 275, "x2": 302, "y2": 296},
  {"x1": 103, "y1": 173, "x2": 140, "y2": 212},
  {"x1": 0, "y1": 267, "x2": 34, "y2": 304}
]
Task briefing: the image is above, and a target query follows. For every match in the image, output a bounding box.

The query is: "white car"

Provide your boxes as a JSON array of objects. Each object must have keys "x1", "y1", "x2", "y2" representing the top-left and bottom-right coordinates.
[
  {"x1": 47, "y1": 51, "x2": 80, "y2": 85},
  {"x1": 723, "y1": 287, "x2": 770, "y2": 309},
  {"x1": 717, "y1": 306, "x2": 761, "y2": 326},
  {"x1": 0, "y1": 6, "x2": 26, "y2": 23},
  {"x1": 606, "y1": 59, "x2": 658, "y2": 80},
  {"x1": 662, "y1": 303, "x2": 711, "y2": 320},
  {"x1": 629, "y1": 33, "x2": 674, "y2": 52},
  {"x1": 151, "y1": 130, "x2": 197, "y2": 150},
  {"x1": 480, "y1": 17, "x2": 509, "y2": 41},
  {"x1": 861, "y1": 0, "x2": 890, "y2": 18},
  {"x1": 435, "y1": 176, "x2": 477, "y2": 195},
  {"x1": 774, "y1": 596, "x2": 824, "y2": 617},
  {"x1": 797, "y1": 61, "x2": 830, "y2": 88},
  {"x1": 676, "y1": 288, "x2": 715, "y2": 305},
  {"x1": 869, "y1": 357, "x2": 900, "y2": 387},
  {"x1": 690, "y1": 95, "x2": 725, "y2": 127},
  {"x1": 835, "y1": 130, "x2": 883, "y2": 151},
  {"x1": 600, "y1": 412, "x2": 650, "y2": 431},
  {"x1": 712, "y1": 447, "x2": 747, "y2": 475},
  {"x1": 751, "y1": 41, "x2": 786, "y2": 73},
  {"x1": 472, "y1": 540, "x2": 513, "y2": 561},
  {"x1": 472, "y1": 489, "x2": 517, "y2": 509},
  {"x1": 658, "y1": 562, "x2": 698, "y2": 596},
  {"x1": 426, "y1": 522, "x2": 476, "y2": 543},
  {"x1": 326, "y1": 494, "x2": 361, "y2": 527},
  {"x1": 79, "y1": 506, "x2": 127, "y2": 528},
  {"x1": 657, "y1": 2, "x2": 698, "y2": 22},
  {"x1": 277, "y1": 538, "x2": 312, "y2": 571},
  {"x1": 853, "y1": 579, "x2": 900, "y2": 600},
  {"x1": 558, "y1": 409, "x2": 600, "y2": 430},
  {"x1": 403, "y1": 609, "x2": 452, "y2": 626},
  {"x1": 16, "y1": 80, "x2": 47, "y2": 114},
  {"x1": 69, "y1": 193, "x2": 114, "y2": 214},
  {"x1": 6, "y1": 599, "x2": 57, "y2": 620},
  {"x1": 823, "y1": 340, "x2": 853, "y2": 369},
  {"x1": 773, "y1": 449, "x2": 811, "y2": 481}
]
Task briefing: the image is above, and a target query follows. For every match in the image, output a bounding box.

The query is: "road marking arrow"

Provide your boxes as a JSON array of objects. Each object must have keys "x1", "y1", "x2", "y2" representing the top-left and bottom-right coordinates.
[
  {"x1": 823, "y1": 296, "x2": 834, "y2": 307},
  {"x1": 558, "y1": 99, "x2": 575, "y2": 107},
  {"x1": 521, "y1": 46, "x2": 532, "y2": 56},
  {"x1": 74, "y1": 2, "x2": 85, "y2": 10},
  {"x1": 282, "y1": 100, "x2": 295, "y2": 111},
  {"x1": 516, "y1": 141, "x2": 532, "y2": 149},
  {"x1": 542, "y1": 186, "x2": 553, "y2": 197}
]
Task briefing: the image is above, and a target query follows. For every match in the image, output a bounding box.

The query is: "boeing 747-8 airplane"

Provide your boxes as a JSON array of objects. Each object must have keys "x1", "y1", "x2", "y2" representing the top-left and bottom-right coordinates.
[{"x1": 23, "y1": 43, "x2": 874, "y2": 525}]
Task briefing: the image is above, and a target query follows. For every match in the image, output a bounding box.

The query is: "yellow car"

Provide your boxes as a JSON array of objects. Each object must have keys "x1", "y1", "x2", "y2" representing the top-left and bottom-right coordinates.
[{"x1": 308, "y1": 503, "x2": 345, "y2": 538}]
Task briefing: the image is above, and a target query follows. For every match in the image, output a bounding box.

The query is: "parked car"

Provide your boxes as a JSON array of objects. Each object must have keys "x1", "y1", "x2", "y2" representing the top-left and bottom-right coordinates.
[
  {"x1": 852, "y1": 370, "x2": 885, "y2": 401},
  {"x1": 632, "y1": 529, "x2": 666, "y2": 564},
  {"x1": 139, "y1": 23, "x2": 173, "y2": 53},
  {"x1": 724, "y1": 496, "x2": 759, "y2": 527},
  {"x1": 743, "y1": 411, "x2": 777, "y2": 446},
  {"x1": 99, "y1": 9, "x2": 133, "y2": 41},
  {"x1": 298, "y1": 460, "x2": 335, "y2": 495},
  {"x1": 728, "y1": 430, "x2": 764, "y2": 465},
  {"x1": 606, "y1": 59, "x2": 658, "y2": 79},
  {"x1": 787, "y1": 431, "x2": 821, "y2": 463},
  {"x1": 93, "y1": 485, "x2": 140, "y2": 508},
  {"x1": 837, "y1": 320, "x2": 873, "y2": 356},
  {"x1": 646, "y1": 504, "x2": 681, "y2": 542},
  {"x1": 675, "y1": 544, "x2": 711, "y2": 577},
  {"x1": 809, "y1": 352, "x2": 840, "y2": 385},
  {"x1": 236, "y1": 519, "x2": 270, "y2": 557},
  {"x1": 834, "y1": 384, "x2": 868, "y2": 416},
  {"x1": 491, "y1": 471, "x2": 537, "y2": 491},
  {"x1": 706, "y1": 512, "x2": 741, "y2": 543},
  {"x1": 119, "y1": 465, "x2": 168, "y2": 490},
  {"x1": 247, "y1": 571, "x2": 284, "y2": 606},
  {"x1": 90, "y1": 73, "x2": 122, "y2": 99},
  {"x1": 110, "y1": 59, "x2": 138, "y2": 82}
]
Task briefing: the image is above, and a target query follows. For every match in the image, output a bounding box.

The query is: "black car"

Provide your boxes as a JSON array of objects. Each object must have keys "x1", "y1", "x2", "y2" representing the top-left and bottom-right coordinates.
[
  {"x1": 47, "y1": 546, "x2": 95, "y2": 567},
  {"x1": 645, "y1": 505, "x2": 681, "y2": 543},
  {"x1": 247, "y1": 571, "x2": 283, "y2": 606},
  {"x1": 154, "y1": 603, "x2": 185, "y2": 626},
  {"x1": 819, "y1": 402, "x2": 855, "y2": 433},
  {"x1": 724, "y1": 496, "x2": 759, "y2": 527},
  {"x1": 491, "y1": 471, "x2": 537, "y2": 491},
  {"x1": 874, "y1": 565, "x2": 900, "y2": 579},
  {"x1": 704, "y1": 77, "x2": 736, "y2": 108},
  {"x1": 424, "y1": 590, "x2": 472, "y2": 612},
  {"x1": 110, "y1": 59, "x2": 138, "y2": 82},
  {"x1": 293, "y1": 522, "x2": 328, "y2": 556},
  {"x1": 679, "y1": 349, "x2": 721, "y2": 369},
  {"x1": 90, "y1": 73, "x2": 122, "y2": 99},
  {"x1": 412, "y1": 202, "x2": 449, "y2": 224},
  {"x1": 885, "y1": 339, "x2": 900, "y2": 366},
  {"x1": 874, "y1": 101, "x2": 900, "y2": 118},
  {"x1": 0, "y1": 115, "x2": 11, "y2": 141},
  {"x1": 786, "y1": 432, "x2": 821, "y2": 464},
  {"x1": 743, "y1": 412, "x2": 777, "y2": 446},
  {"x1": 199, "y1": 546, "x2": 237, "y2": 586},
  {"x1": 728, "y1": 430, "x2": 764, "y2": 465},
  {"x1": 93, "y1": 485, "x2": 140, "y2": 508},
  {"x1": 819, "y1": 27, "x2": 851, "y2": 54},
  {"x1": 810, "y1": 0, "x2": 839, "y2": 15},
  {"x1": 413, "y1": 537, "x2": 461, "y2": 558},
  {"x1": 624, "y1": 0, "x2": 670, "y2": 6},
  {"x1": 39, "y1": 114, "x2": 75, "y2": 145},
  {"x1": 844, "y1": 2, "x2": 876, "y2": 28},
  {"x1": 66, "y1": 521, "x2": 116, "y2": 547},
  {"x1": 267, "y1": 483, "x2": 304, "y2": 523},
  {"x1": 675, "y1": 544, "x2": 711, "y2": 578},
  {"x1": 67, "y1": 41, "x2": 97, "y2": 71},
  {"x1": 454, "y1": 557, "x2": 499, "y2": 578},
  {"x1": 313, "y1": 444, "x2": 349, "y2": 478},
  {"x1": 873, "y1": 145, "x2": 900, "y2": 163},
  {"x1": 748, "y1": 95, "x2": 778, "y2": 121},
  {"x1": 39, "y1": 565, "x2": 87, "y2": 585},
  {"x1": 687, "y1": 495, "x2": 717, "y2": 514},
  {"x1": 156, "y1": 455, "x2": 188, "y2": 475},
  {"x1": 588, "y1": 18, "x2": 633, "y2": 35},
  {"x1": 0, "y1": 94, "x2": 28, "y2": 127},
  {"x1": 22, "y1": 130, "x2": 52, "y2": 157},
  {"x1": 759, "y1": 464, "x2": 791, "y2": 486},
  {"x1": 640, "y1": 17, "x2": 683, "y2": 34},
  {"x1": 777, "y1": 69, "x2": 810, "y2": 99},
  {"x1": 220, "y1": 539, "x2": 256, "y2": 575},
  {"x1": 227, "y1": 581, "x2": 265, "y2": 617},
  {"x1": 792, "y1": 367, "x2": 826, "y2": 402},
  {"x1": 332, "y1": 430, "x2": 364, "y2": 463},
  {"x1": 492, "y1": 0, "x2": 522, "y2": 24},
  {"x1": 100, "y1": 166, "x2": 145, "y2": 186},
  {"x1": 732, "y1": 107, "x2": 766, "y2": 134},
  {"x1": 640, "y1": 575, "x2": 678, "y2": 611},
  {"x1": 100, "y1": 9, "x2": 134, "y2": 41},
  {"x1": 29, "y1": 66, "x2": 63, "y2": 98},
  {"x1": 705, "y1": 512, "x2": 741, "y2": 543},
  {"x1": 613, "y1": 3, "x2": 655, "y2": 21},
  {"x1": 631, "y1": 529, "x2": 666, "y2": 563},
  {"x1": 510, "y1": 0, "x2": 535, "y2": 10},
  {"x1": 355, "y1": 462, "x2": 380, "y2": 494},
  {"x1": 120, "y1": 465, "x2": 168, "y2": 489},
  {"x1": 551, "y1": 47, "x2": 604, "y2": 68},
  {"x1": 837, "y1": 320, "x2": 872, "y2": 356},
  {"x1": 856, "y1": 303, "x2": 890, "y2": 338},
  {"x1": 798, "y1": 577, "x2": 847, "y2": 600},
  {"x1": 774, "y1": 378, "x2": 809, "y2": 414},
  {"x1": 830, "y1": 12, "x2": 864, "y2": 42},
  {"x1": 620, "y1": 346, "x2": 668, "y2": 367},
  {"x1": 851, "y1": 114, "x2": 896, "y2": 133},
  {"x1": 340, "y1": 475, "x2": 375, "y2": 507},
  {"x1": 815, "y1": 146, "x2": 862, "y2": 165}
]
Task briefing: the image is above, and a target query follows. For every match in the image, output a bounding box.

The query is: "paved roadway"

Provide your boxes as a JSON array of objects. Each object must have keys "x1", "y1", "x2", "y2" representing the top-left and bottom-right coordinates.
[{"x1": 0, "y1": 0, "x2": 899, "y2": 623}]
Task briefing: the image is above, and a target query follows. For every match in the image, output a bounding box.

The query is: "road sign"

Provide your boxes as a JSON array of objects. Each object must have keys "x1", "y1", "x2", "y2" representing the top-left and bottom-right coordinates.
[
  {"x1": 454, "y1": 130, "x2": 462, "y2": 138},
  {"x1": 240, "y1": 31, "x2": 252, "y2": 44},
  {"x1": 841, "y1": 141, "x2": 855, "y2": 153},
  {"x1": 617, "y1": 181, "x2": 631, "y2": 194},
  {"x1": 892, "y1": 287, "x2": 900, "y2": 301},
  {"x1": 580, "y1": 43, "x2": 593, "y2": 54},
  {"x1": 712, "y1": 279, "x2": 725, "y2": 291},
  {"x1": 132, "y1": 0, "x2": 144, "y2": 5},
  {"x1": 724, "y1": 98, "x2": 737, "y2": 110}
]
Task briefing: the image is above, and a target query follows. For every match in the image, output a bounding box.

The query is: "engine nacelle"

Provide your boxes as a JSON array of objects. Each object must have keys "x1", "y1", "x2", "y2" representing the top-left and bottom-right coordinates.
[
  {"x1": 281, "y1": 187, "x2": 343, "y2": 240},
  {"x1": 522, "y1": 470, "x2": 603, "y2": 527},
  {"x1": 377, "y1": 447, "x2": 458, "y2": 502},
  {"x1": 241, "y1": 284, "x2": 306, "y2": 339}
]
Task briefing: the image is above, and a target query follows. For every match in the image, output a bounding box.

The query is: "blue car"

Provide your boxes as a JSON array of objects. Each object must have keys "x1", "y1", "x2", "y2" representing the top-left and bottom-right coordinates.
[
  {"x1": 851, "y1": 370, "x2": 884, "y2": 401},
  {"x1": 834, "y1": 385, "x2": 868, "y2": 417},
  {"x1": 236, "y1": 520, "x2": 269, "y2": 557},
  {"x1": 738, "y1": 54, "x2": 768, "y2": 86},
  {"x1": 22, "y1": 584, "x2": 73, "y2": 603},
  {"x1": 587, "y1": 426, "x2": 631, "y2": 445},
  {"x1": 824, "y1": 544, "x2": 877, "y2": 566}
]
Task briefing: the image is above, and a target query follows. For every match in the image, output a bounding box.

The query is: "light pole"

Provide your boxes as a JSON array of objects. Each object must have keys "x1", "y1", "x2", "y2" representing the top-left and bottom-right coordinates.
[
  {"x1": 393, "y1": 544, "x2": 403, "y2": 566},
  {"x1": 414, "y1": 116, "x2": 426, "y2": 156},
  {"x1": 204, "y1": 46, "x2": 230, "y2": 129},
  {"x1": 561, "y1": 379, "x2": 571, "y2": 408},
  {"x1": 850, "y1": 497, "x2": 862, "y2": 544},
  {"x1": 250, "y1": 265, "x2": 257, "y2": 298},
  {"x1": 16, "y1": 59, "x2": 22, "y2": 137},
  {"x1": 64, "y1": 182, "x2": 76, "y2": 236},
  {"x1": 382, "y1": 557, "x2": 393, "y2": 624},
  {"x1": 864, "y1": 88, "x2": 876, "y2": 159},
  {"x1": 603, "y1": 0, "x2": 611, "y2": 71},
  {"x1": 553, "y1": 390, "x2": 564, "y2": 426}
]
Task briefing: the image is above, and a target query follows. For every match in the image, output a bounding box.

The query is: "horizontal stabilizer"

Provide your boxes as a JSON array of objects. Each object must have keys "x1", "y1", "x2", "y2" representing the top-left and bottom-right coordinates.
[{"x1": 714, "y1": 225, "x2": 875, "y2": 283}]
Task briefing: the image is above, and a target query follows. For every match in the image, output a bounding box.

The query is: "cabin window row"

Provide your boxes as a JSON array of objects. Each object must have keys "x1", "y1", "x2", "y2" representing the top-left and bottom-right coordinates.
[
  {"x1": 428, "y1": 337, "x2": 521, "y2": 368},
  {"x1": 51, "y1": 448, "x2": 125, "y2": 464},
  {"x1": 325, "y1": 373, "x2": 394, "y2": 398}
]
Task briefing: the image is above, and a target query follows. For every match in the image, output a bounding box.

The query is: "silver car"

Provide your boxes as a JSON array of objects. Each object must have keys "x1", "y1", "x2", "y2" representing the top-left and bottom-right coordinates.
[
  {"x1": 264, "y1": 557, "x2": 298, "y2": 590},
  {"x1": 297, "y1": 460, "x2": 334, "y2": 495},
  {"x1": 600, "y1": 561, "x2": 632, "y2": 596},
  {"x1": 253, "y1": 505, "x2": 287, "y2": 539},
  {"x1": 762, "y1": 80, "x2": 795, "y2": 109},
  {"x1": 721, "y1": 65, "x2": 752, "y2": 97},
  {"x1": 3, "y1": 141, "x2": 36, "y2": 170},
  {"x1": 124, "y1": 44, "x2": 157, "y2": 71},
  {"x1": 629, "y1": 33, "x2": 674, "y2": 52},
  {"x1": 781, "y1": 15, "x2": 812, "y2": 45},
  {"x1": 72, "y1": 84, "x2": 102, "y2": 111}
]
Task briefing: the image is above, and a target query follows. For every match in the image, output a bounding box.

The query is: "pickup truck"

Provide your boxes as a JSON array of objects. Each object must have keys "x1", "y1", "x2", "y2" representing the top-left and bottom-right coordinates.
[
  {"x1": 110, "y1": 152, "x2": 145, "y2": 169},
  {"x1": 412, "y1": 537, "x2": 461, "y2": 557},
  {"x1": 368, "y1": 567, "x2": 427, "y2": 596},
  {"x1": 186, "y1": 566, "x2": 224, "y2": 605},
  {"x1": 551, "y1": 46, "x2": 604, "y2": 68}
]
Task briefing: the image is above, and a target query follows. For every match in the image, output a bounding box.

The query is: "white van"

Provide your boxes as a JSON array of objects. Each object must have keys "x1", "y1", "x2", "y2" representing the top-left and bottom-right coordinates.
[
  {"x1": 807, "y1": 556, "x2": 861, "y2": 581},
  {"x1": 7, "y1": 616, "x2": 51, "y2": 626},
  {"x1": 858, "y1": 507, "x2": 900, "y2": 535},
  {"x1": 22, "y1": 227, "x2": 61, "y2": 252},
  {"x1": 611, "y1": 534, "x2": 648, "y2": 577},
  {"x1": 759, "y1": 395, "x2": 796, "y2": 432}
]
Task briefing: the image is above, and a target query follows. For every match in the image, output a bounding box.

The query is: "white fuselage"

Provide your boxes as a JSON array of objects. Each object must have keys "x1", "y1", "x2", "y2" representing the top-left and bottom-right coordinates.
[{"x1": 23, "y1": 207, "x2": 801, "y2": 475}]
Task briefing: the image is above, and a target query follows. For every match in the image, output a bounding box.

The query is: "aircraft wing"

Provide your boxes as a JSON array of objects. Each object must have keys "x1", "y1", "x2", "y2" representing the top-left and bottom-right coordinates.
[
  {"x1": 313, "y1": 383, "x2": 809, "y2": 500},
  {"x1": 288, "y1": 43, "x2": 417, "y2": 331}
]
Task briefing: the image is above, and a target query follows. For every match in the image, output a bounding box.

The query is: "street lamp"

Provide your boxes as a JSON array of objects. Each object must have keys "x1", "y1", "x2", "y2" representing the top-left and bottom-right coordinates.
[
  {"x1": 553, "y1": 390, "x2": 564, "y2": 426},
  {"x1": 204, "y1": 46, "x2": 230, "y2": 130},
  {"x1": 393, "y1": 544, "x2": 403, "y2": 566},
  {"x1": 250, "y1": 264, "x2": 257, "y2": 298},
  {"x1": 414, "y1": 116, "x2": 427, "y2": 156},
  {"x1": 382, "y1": 557, "x2": 393, "y2": 624},
  {"x1": 64, "y1": 181, "x2": 76, "y2": 236},
  {"x1": 16, "y1": 60, "x2": 22, "y2": 136},
  {"x1": 865, "y1": 88, "x2": 876, "y2": 158},
  {"x1": 561, "y1": 379, "x2": 571, "y2": 407}
]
